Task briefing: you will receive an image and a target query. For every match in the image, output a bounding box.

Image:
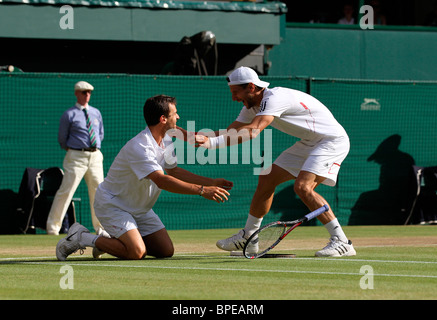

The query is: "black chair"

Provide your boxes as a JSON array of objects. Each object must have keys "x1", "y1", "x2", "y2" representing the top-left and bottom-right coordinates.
[
  {"x1": 405, "y1": 166, "x2": 437, "y2": 225},
  {"x1": 16, "y1": 167, "x2": 76, "y2": 234}
]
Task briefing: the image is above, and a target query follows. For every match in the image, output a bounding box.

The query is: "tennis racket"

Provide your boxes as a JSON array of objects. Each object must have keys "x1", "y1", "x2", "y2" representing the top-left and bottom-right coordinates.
[{"x1": 243, "y1": 205, "x2": 329, "y2": 259}]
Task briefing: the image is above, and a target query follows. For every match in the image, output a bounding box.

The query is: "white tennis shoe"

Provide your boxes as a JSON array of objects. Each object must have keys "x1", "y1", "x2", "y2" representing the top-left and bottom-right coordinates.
[
  {"x1": 246, "y1": 235, "x2": 259, "y2": 255},
  {"x1": 216, "y1": 229, "x2": 248, "y2": 251},
  {"x1": 56, "y1": 223, "x2": 88, "y2": 261},
  {"x1": 216, "y1": 229, "x2": 258, "y2": 254},
  {"x1": 315, "y1": 236, "x2": 356, "y2": 257}
]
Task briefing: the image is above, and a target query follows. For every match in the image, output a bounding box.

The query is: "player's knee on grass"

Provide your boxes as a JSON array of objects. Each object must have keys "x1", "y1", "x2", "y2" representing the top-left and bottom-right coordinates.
[
  {"x1": 127, "y1": 245, "x2": 146, "y2": 260},
  {"x1": 149, "y1": 245, "x2": 174, "y2": 258},
  {"x1": 142, "y1": 229, "x2": 174, "y2": 258},
  {"x1": 143, "y1": 237, "x2": 174, "y2": 258}
]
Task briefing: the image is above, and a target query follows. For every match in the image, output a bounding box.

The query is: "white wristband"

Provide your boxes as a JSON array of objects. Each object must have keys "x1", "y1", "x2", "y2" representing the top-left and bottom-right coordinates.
[{"x1": 209, "y1": 135, "x2": 226, "y2": 149}]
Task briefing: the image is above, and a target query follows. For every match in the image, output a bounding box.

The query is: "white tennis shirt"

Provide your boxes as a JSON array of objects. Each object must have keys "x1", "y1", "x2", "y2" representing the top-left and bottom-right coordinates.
[
  {"x1": 236, "y1": 87, "x2": 348, "y2": 142},
  {"x1": 98, "y1": 127, "x2": 177, "y2": 215}
]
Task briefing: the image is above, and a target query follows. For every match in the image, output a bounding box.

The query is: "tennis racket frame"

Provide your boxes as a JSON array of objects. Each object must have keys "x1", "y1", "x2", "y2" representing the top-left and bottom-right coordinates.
[{"x1": 243, "y1": 205, "x2": 329, "y2": 259}]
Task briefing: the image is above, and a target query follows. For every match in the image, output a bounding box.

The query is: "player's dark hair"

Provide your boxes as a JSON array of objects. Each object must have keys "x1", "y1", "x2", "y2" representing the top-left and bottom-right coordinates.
[{"x1": 143, "y1": 95, "x2": 177, "y2": 126}]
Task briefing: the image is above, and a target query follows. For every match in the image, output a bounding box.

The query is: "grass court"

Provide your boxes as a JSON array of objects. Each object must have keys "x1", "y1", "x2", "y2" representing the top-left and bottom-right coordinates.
[{"x1": 1, "y1": 225, "x2": 436, "y2": 302}]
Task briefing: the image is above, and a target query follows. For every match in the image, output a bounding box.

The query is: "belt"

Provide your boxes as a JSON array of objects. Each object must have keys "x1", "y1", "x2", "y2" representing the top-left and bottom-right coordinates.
[{"x1": 70, "y1": 147, "x2": 98, "y2": 152}]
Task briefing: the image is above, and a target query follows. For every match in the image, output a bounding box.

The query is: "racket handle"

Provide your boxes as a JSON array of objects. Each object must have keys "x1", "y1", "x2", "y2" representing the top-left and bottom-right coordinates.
[{"x1": 304, "y1": 205, "x2": 329, "y2": 221}]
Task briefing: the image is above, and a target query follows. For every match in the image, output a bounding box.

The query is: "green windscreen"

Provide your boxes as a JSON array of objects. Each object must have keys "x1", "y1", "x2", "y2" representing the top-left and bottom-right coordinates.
[{"x1": 1, "y1": 73, "x2": 436, "y2": 231}]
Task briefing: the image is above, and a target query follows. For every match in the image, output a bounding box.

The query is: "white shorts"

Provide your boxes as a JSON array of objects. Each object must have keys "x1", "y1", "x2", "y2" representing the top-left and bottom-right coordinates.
[
  {"x1": 94, "y1": 190, "x2": 165, "y2": 239},
  {"x1": 273, "y1": 136, "x2": 350, "y2": 187}
]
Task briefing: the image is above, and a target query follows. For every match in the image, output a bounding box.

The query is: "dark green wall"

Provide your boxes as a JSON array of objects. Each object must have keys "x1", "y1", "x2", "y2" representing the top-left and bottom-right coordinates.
[{"x1": 269, "y1": 25, "x2": 437, "y2": 81}]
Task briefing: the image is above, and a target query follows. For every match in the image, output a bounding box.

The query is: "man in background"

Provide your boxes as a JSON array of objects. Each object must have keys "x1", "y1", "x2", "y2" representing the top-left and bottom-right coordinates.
[{"x1": 46, "y1": 81, "x2": 105, "y2": 235}]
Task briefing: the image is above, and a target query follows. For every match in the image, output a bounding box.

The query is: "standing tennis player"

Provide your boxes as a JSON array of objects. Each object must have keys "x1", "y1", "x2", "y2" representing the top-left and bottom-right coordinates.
[
  {"x1": 56, "y1": 95, "x2": 233, "y2": 260},
  {"x1": 195, "y1": 67, "x2": 356, "y2": 257}
]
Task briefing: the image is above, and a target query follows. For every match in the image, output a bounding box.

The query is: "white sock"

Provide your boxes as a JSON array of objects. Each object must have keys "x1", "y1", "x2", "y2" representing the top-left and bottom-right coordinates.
[
  {"x1": 80, "y1": 233, "x2": 99, "y2": 247},
  {"x1": 324, "y1": 218, "x2": 348, "y2": 243},
  {"x1": 244, "y1": 214, "x2": 263, "y2": 237}
]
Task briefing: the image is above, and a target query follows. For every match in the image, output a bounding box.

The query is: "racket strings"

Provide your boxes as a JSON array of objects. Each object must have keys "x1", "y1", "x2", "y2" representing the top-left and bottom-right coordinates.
[{"x1": 254, "y1": 224, "x2": 286, "y2": 254}]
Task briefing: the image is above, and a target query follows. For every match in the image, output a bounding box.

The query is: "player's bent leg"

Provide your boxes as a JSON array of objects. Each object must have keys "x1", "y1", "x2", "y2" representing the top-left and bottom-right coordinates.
[
  {"x1": 250, "y1": 164, "x2": 295, "y2": 218},
  {"x1": 293, "y1": 171, "x2": 356, "y2": 257},
  {"x1": 96, "y1": 229, "x2": 146, "y2": 260},
  {"x1": 293, "y1": 172, "x2": 330, "y2": 214},
  {"x1": 142, "y1": 228, "x2": 174, "y2": 258}
]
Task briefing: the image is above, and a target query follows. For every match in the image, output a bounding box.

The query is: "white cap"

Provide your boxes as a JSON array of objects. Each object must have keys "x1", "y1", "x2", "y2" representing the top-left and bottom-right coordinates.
[
  {"x1": 74, "y1": 81, "x2": 94, "y2": 91},
  {"x1": 227, "y1": 67, "x2": 270, "y2": 88}
]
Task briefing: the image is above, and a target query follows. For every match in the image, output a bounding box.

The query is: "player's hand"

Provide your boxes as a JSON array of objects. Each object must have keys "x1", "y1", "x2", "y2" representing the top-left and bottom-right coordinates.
[
  {"x1": 194, "y1": 135, "x2": 211, "y2": 148},
  {"x1": 213, "y1": 178, "x2": 233, "y2": 191},
  {"x1": 202, "y1": 186, "x2": 230, "y2": 203}
]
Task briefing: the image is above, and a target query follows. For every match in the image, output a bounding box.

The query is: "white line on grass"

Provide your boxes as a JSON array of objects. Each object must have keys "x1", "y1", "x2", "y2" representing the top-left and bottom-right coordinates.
[
  {"x1": 8, "y1": 260, "x2": 437, "y2": 280},
  {"x1": 178, "y1": 254, "x2": 437, "y2": 265},
  {"x1": 2, "y1": 254, "x2": 437, "y2": 266},
  {"x1": 294, "y1": 257, "x2": 437, "y2": 265}
]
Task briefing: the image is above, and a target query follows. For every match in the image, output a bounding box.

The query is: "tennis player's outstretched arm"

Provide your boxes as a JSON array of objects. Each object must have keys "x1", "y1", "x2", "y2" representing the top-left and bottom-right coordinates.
[
  {"x1": 194, "y1": 115, "x2": 274, "y2": 149},
  {"x1": 147, "y1": 169, "x2": 232, "y2": 203}
]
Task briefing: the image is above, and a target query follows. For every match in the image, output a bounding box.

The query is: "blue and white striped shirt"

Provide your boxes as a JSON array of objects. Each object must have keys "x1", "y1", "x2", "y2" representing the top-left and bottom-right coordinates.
[{"x1": 58, "y1": 103, "x2": 104, "y2": 150}]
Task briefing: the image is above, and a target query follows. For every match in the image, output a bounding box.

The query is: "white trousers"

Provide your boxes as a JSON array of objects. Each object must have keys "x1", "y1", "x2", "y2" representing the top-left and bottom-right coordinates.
[{"x1": 46, "y1": 149, "x2": 104, "y2": 235}]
